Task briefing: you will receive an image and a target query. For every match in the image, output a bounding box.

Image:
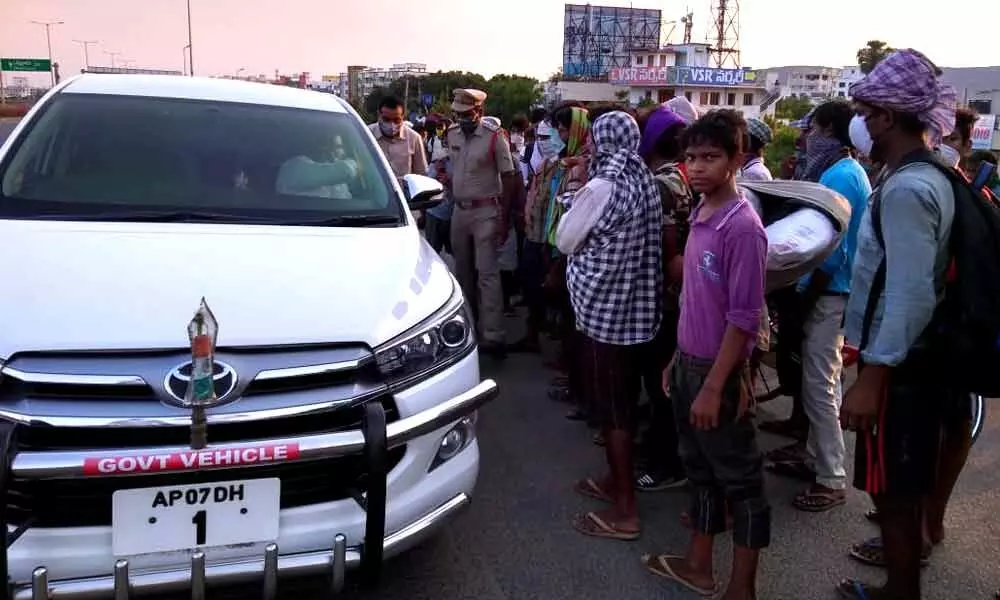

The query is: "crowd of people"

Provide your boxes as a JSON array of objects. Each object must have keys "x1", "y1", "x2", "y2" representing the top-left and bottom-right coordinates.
[{"x1": 367, "y1": 48, "x2": 999, "y2": 600}]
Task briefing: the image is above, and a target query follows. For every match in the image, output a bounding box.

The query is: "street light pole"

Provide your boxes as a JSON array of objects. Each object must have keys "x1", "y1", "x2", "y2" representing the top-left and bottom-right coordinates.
[
  {"x1": 104, "y1": 50, "x2": 121, "y2": 70},
  {"x1": 72, "y1": 40, "x2": 98, "y2": 71},
  {"x1": 30, "y1": 20, "x2": 64, "y2": 87},
  {"x1": 186, "y1": 0, "x2": 194, "y2": 76}
]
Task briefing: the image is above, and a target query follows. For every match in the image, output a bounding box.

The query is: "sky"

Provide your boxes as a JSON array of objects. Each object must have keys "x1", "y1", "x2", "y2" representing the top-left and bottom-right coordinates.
[{"x1": 2, "y1": 0, "x2": 999, "y2": 87}]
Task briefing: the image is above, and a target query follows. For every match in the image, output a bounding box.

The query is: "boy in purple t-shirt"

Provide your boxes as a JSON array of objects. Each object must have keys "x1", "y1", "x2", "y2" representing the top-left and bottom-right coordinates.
[{"x1": 641, "y1": 110, "x2": 769, "y2": 600}]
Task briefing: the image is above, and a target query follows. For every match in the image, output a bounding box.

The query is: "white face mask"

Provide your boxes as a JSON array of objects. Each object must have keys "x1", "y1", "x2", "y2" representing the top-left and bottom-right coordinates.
[
  {"x1": 936, "y1": 144, "x2": 961, "y2": 169},
  {"x1": 848, "y1": 115, "x2": 874, "y2": 158}
]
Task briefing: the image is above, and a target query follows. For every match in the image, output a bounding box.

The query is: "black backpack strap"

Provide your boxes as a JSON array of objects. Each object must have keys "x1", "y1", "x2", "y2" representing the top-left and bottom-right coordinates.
[
  {"x1": 860, "y1": 188, "x2": 886, "y2": 352},
  {"x1": 860, "y1": 150, "x2": 956, "y2": 352}
]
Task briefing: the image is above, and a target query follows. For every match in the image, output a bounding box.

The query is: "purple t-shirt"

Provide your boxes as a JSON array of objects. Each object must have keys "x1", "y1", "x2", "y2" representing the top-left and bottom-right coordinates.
[{"x1": 677, "y1": 194, "x2": 767, "y2": 360}]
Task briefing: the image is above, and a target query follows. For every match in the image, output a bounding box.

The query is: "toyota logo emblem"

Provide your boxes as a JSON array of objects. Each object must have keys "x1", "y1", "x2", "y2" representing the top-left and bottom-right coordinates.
[{"x1": 163, "y1": 361, "x2": 238, "y2": 407}]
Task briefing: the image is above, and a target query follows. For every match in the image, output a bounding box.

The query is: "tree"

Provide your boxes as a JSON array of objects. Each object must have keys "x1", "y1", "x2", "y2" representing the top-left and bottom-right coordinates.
[
  {"x1": 484, "y1": 74, "x2": 543, "y2": 125},
  {"x1": 763, "y1": 122, "x2": 800, "y2": 176},
  {"x1": 775, "y1": 96, "x2": 813, "y2": 120},
  {"x1": 857, "y1": 40, "x2": 894, "y2": 75},
  {"x1": 360, "y1": 70, "x2": 540, "y2": 128}
]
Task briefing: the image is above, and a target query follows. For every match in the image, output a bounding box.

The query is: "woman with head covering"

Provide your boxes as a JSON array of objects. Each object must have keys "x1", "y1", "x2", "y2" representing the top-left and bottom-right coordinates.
[{"x1": 564, "y1": 111, "x2": 663, "y2": 541}]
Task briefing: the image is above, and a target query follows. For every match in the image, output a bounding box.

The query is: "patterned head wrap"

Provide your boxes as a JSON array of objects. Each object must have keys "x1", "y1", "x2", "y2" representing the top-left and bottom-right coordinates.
[
  {"x1": 564, "y1": 107, "x2": 591, "y2": 157},
  {"x1": 589, "y1": 111, "x2": 646, "y2": 182},
  {"x1": 849, "y1": 49, "x2": 957, "y2": 145},
  {"x1": 639, "y1": 107, "x2": 687, "y2": 160},
  {"x1": 664, "y1": 96, "x2": 699, "y2": 125},
  {"x1": 746, "y1": 117, "x2": 773, "y2": 145}
]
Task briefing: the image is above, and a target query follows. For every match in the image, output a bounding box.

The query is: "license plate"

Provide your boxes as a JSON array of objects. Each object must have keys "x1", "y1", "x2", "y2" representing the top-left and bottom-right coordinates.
[{"x1": 112, "y1": 478, "x2": 280, "y2": 556}]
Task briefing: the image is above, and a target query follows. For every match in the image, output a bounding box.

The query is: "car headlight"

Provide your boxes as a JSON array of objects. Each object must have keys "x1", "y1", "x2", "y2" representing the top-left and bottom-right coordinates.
[
  {"x1": 373, "y1": 287, "x2": 475, "y2": 388},
  {"x1": 429, "y1": 413, "x2": 477, "y2": 471}
]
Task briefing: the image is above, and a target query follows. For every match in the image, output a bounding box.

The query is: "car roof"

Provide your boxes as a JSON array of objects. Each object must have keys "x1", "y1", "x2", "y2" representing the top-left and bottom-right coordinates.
[{"x1": 60, "y1": 74, "x2": 351, "y2": 114}]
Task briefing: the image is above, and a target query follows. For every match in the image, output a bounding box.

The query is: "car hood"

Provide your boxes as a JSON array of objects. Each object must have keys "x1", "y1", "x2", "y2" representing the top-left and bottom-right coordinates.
[{"x1": 0, "y1": 220, "x2": 455, "y2": 356}]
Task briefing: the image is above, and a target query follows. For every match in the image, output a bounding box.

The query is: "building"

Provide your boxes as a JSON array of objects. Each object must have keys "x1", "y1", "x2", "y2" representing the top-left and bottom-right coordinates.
[
  {"x1": 833, "y1": 65, "x2": 864, "y2": 98},
  {"x1": 562, "y1": 4, "x2": 662, "y2": 79},
  {"x1": 608, "y1": 43, "x2": 773, "y2": 118},
  {"x1": 760, "y1": 65, "x2": 843, "y2": 100},
  {"x1": 310, "y1": 63, "x2": 428, "y2": 102}
]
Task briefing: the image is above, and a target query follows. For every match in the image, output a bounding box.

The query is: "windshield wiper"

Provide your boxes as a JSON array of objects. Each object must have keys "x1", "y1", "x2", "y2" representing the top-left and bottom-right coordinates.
[{"x1": 280, "y1": 214, "x2": 401, "y2": 227}]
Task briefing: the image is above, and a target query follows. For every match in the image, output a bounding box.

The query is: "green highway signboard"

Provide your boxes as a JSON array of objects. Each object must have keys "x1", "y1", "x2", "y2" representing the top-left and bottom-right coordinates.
[{"x1": 0, "y1": 58, "x2": 52, "y2": 72}]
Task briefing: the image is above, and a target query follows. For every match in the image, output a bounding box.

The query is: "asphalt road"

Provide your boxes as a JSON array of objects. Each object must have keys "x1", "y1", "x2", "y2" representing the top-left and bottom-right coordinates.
[
  {"x1": 2, "y1": 120, "x2": 998, "y2": 599},
  {"x1": 336, "y1": 326, "x2": 1000, "y2": 600}
]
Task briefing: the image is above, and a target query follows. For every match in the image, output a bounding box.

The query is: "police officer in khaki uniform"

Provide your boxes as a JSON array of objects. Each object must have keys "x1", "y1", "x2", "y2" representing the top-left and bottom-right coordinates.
[{"x1": 447, "y1": 89, "x2": 517, "y2": 357}]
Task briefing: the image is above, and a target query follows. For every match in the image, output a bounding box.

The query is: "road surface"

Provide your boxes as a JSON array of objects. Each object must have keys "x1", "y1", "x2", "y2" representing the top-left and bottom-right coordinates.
[
  {"x1": 335, "y1": 334, "x2": 1000, "y2": 600},
  {"x1": 2, "y1": 120, "x2": 998, "y2": 599}
]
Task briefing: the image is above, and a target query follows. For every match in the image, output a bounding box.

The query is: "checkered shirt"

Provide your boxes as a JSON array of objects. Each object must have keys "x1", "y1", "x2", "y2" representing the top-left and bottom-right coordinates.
[{"x1": 566, "y1": 112, "x2": 663, "y2": 345}]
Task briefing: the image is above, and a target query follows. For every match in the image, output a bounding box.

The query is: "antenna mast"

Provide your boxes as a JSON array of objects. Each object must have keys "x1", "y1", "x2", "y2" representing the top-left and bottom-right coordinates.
[{"x1": 709, "y1": 0, "x2": 741, "y2": 68}]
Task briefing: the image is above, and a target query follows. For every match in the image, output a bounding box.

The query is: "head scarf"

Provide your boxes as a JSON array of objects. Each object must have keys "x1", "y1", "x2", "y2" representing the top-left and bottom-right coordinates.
[
  {"x1": 746, "y1": 117, "x2": 773, "y2": 146},
  {"x1": 664, "y1": 96, "x2": 699, "y2": 125},
  {"x1": 801, "y1": 132, "x2": 849, "y2": 182},
  {"x1": 849, "y1": 48, "x2": 957, "y2": 145},
  {"x1": 563, "y1": 107, "x2": 591, "y2": 157},
  {"x1": 790, "y1": 107, "x2": 816, "y2": 131},
  {"x1": 639, "y1": 107, "x2": 686, "y2": 160},
  {"x1": 589, "y1": 111, "x2": 647, "y2": 180},
  {"x1": 538, "y1": 110, "x2": 592, "y2": 249}
]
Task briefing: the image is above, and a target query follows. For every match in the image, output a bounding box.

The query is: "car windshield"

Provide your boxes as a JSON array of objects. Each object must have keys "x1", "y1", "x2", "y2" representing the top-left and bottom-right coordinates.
[{"x1": 0, "y1": 92, "x2": 402, "y2": 226}]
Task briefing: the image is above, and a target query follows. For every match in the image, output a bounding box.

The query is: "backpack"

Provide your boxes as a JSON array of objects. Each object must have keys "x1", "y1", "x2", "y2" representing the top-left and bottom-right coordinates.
[{"x1": 865, "y1": 149, "x2": 1000, "y2": 396}]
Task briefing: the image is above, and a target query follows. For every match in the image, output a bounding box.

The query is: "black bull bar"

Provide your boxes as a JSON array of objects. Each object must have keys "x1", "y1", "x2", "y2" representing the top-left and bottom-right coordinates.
[{"x1": 0, "y1": 379, "x2": 498, "y2": 599}]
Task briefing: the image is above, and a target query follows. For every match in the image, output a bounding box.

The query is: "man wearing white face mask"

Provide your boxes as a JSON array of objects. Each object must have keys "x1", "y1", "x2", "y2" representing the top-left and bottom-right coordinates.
[
  {"x1": 839, "y1": 49, "x2": 962, "y2": 600},
  {"x1": 369, "y1": 96, "x2": 428, "y2": 181}
]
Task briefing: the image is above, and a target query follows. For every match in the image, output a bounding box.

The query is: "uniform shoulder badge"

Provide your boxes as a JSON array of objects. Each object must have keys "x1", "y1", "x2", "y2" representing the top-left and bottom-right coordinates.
[{"x1": 481, "y1": 118, "x2": 500, "y2": 133}]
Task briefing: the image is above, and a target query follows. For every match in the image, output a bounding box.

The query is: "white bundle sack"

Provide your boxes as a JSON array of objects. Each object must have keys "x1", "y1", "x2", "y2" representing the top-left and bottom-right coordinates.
[{"x1": 764, "y1": 208, "x2": 837, "y2": 272}]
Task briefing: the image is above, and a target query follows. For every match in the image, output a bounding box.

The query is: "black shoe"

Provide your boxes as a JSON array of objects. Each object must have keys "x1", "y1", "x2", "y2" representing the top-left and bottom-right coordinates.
[{"x1": 635, "y1": 471, "x2": 688, "y2": 492}]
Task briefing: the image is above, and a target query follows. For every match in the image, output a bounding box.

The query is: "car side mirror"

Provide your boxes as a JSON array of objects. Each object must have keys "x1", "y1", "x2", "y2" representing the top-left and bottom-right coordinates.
[{"x1": 402, "y1": 174, "x2": 444, "y2": 211}]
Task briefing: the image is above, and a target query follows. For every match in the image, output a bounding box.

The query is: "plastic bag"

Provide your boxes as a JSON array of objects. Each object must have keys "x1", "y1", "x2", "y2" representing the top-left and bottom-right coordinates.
[{"x1": 764, "y1": 208, "x2": 836, "y2": 272}]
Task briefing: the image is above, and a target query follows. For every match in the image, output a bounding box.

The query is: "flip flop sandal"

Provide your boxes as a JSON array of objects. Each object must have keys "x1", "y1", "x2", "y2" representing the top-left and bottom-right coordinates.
[
  {"x1": 640, "y1": 554, "x2": 719, "y2": 597},
  {"x1": 849, "y1": 537, "x2": 932, "y2": 568},
  {"x1": 766, "y1": 460, "x2": 816, "y2": 482},
  {"x1": 574, "y1": 477, "x2": 613, "y2": 503},
  {"x1": 836, "y1": 578, "x2": 885, "y2": 600},
  {"x1": 793, "y1": 487, "x2": 846, "y2": 512},
  {"x1": 572, "y1": 511, "x2": 640, "y2": 541}
]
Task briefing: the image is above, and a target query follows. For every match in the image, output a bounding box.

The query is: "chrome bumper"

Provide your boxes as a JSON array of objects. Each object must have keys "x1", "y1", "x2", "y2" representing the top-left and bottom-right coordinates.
[
  {"x1": 0, "y1": 379, "x2": 498, "y2": 599},
  {"x1": 11, "y1": 380, "x2": 499, "y2": 480},
  {"x1": 18, "y1": 493, "x2": 469, "y2": 600}
]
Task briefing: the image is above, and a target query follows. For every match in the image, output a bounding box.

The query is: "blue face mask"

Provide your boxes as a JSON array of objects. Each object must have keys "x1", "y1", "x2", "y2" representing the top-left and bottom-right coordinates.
[{"x1": 539, "y1": 136, "x2": 565, "y2": 159}]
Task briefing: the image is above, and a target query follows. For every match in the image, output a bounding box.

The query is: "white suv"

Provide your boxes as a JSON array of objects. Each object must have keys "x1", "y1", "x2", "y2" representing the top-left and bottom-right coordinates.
[{"x1": 0, "y1": 74, "x2": 496, "y2": 599}]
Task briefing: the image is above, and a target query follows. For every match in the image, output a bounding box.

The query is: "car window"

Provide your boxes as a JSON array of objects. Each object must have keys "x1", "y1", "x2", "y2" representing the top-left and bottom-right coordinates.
[{"x1": 0, "y1": 93, "x2": 402, "y2": 225}]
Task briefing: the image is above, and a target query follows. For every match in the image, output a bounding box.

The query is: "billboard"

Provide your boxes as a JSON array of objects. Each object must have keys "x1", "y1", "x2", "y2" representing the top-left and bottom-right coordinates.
[
  {"x1": 972, "y1": 114, "x2": 997, "y2": 151},
  {"x1": 563, "y1": 4, "x2": 662, "y2": 79},
  {"x1": 609, "y1": 66, "x2": 758, "y2": 88}
]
